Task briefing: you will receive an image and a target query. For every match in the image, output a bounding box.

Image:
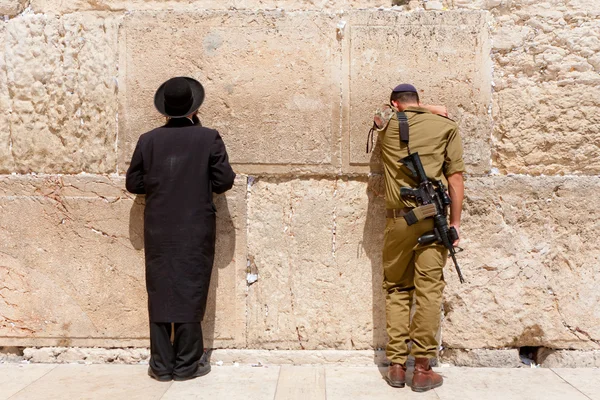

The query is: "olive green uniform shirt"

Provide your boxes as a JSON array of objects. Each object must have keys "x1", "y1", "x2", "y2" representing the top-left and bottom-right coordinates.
[{"x1": 379, "y1": 106, "x2": 466, "y2": 209}]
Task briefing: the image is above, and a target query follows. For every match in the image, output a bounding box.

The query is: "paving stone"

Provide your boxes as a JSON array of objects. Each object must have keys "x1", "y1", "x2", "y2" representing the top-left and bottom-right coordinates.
[
  {"x1": 162, "y1": 366, "x2": 280, "y2": 400},
  {"x1": 552, "y1": 368, "x2": 600, "y2": 400},
  {"x1": 434, "y1": 367, "x2": 589, "y2": 400},
  {"x1": 274, "y1": 366, "x2": 326, "y2": 400},
  {"x1": 0, "y1": 364, "x2": 56, "y2": 400},
  {"x1": 8, "y1": 364, "x2": 170, "y2": 400},
  {"x1": 326, "y1": 366, "x2": 439, "y2": 399}
]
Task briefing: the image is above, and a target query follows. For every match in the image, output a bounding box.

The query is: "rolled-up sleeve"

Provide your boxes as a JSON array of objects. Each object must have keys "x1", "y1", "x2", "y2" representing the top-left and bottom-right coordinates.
[
  {"x1": 125, "y1": 140, "x2": 146, "y2": 194},
  {"x1": 209, "y1": 132, "x2": 236, "y2": 194},
  {"x1": 444, "y1": 126, "x2": 466, "y2": 176}
]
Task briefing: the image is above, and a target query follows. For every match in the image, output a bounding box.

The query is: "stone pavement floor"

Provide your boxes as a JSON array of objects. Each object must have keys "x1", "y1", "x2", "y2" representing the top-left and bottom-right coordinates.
[{"x1": 1, "y1": 363, "x2": 599, "y2": 400}]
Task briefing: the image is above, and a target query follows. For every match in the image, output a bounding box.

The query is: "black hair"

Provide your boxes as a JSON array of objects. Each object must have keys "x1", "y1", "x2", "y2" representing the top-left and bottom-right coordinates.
[{"x1": 390, "y1": 91, "x2": 420, "y2": 105}]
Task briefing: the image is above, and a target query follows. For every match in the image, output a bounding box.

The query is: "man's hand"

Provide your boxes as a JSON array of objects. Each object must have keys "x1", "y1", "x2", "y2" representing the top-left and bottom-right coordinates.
[{"x1": 450, "y1": 223, "x2": 460, "y2": 247}]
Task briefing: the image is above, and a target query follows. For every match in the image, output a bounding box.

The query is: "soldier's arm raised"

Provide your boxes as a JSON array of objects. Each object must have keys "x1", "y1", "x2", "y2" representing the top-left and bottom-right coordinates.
[{"x1": 421, "y1": 104, "x2": 448, "y2": 117}]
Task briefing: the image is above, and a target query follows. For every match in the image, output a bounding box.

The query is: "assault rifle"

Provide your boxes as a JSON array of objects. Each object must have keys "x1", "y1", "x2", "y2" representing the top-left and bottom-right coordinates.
[{"x1": 399, "y1": 152, "x2": 465, "y2": 283}]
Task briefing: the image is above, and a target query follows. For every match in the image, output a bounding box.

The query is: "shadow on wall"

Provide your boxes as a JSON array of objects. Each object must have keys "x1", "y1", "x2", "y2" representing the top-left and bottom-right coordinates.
[
  {"x1": 127, "y1": 193, "x2": 236, "y2": 349},
  {"x1": 362, "y1": 146, "x2": 388, "y2": 363},
  {"x1": 204, "y1": 193, "x2": 235, "y2": 349}
]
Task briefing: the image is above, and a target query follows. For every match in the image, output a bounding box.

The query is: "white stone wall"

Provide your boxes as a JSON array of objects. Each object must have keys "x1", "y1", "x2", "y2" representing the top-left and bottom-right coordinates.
[{"x1": 1, "y1": 0, "x2": 599, "y2": 357}]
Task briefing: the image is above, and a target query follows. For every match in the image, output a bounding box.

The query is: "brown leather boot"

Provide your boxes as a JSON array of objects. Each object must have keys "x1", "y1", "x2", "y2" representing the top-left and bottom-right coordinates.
[
  {"x1": 411, "y1": 358, "x2": 443, "y2": 392},
  {"x1": 386, "y1": 363, "x2": 406, "y2": 388}
]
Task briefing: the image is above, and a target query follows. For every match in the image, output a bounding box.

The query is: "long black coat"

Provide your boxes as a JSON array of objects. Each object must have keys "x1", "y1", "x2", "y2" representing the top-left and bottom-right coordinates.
[{"x1": 125, "y1": 117, "x2": 235, "y2": 322}]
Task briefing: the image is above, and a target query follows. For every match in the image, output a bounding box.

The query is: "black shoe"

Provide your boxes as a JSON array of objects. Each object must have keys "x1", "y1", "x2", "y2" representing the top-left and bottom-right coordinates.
[
  {"x1": 147, "y1": 366, "x2": 173, "y2": 382},
  {"x1": 173, "y1": 353, "x2": 212, "y2": 382}
]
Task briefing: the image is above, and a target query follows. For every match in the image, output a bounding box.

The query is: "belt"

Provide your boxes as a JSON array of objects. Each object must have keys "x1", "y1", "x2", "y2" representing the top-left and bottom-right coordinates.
[{"x1": 386, "y1": 207, "x2": 413, "y2": 218}]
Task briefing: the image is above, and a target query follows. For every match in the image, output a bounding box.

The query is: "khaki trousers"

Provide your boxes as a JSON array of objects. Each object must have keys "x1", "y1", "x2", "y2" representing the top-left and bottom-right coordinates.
[{"x1": 382, "y1": 215, "x2": 447, "y2": 364}]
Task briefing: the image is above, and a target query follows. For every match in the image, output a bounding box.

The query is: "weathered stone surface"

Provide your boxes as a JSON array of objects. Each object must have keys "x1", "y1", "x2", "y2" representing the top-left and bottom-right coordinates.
[
  {"x1": 0, "y1": 346, "x2": 24, "y2": 363},
  {"x1": 31, "y1": 0, "x2": 389, "y2": 14},
  {"x1": 5, "y1": 14, "x2": 119, "y2": 174},
  {"x1": 441, "y1": 348, "x2": 522, "y2": 368},
  {"x1": 21, "y1": 347, "x2": 389, "y2": 365},
  {"x1": 538, "y1": 349, "x2": 600, "y2": 368},
  {"x1": 17, "y1": 347, "x2": 600, "y2": 367},
  {"x1": 245, "y1": 175, "x2": 600, "y2": 352},
  {"x1": 212, "y1": 349, "x2": 387, "y2": 366},
  {"x1": 118, "y1": 11, "x2": 340, "y2": 172},
  {"x1": 0, "y1": 0, "x2": 28, "y2": 16},
  {"x1": 487, "y1": 1, "x2": 600, "y2": 174},
  {"x1": 0, "y1": 22, "x2": 12, "y2": 174},
  {"x1": 23, "y1": 347, "x2": 150, "y2": 364},
  {"x1": 246, "y1": 177, "x2": 387, "y2": 350},
  {"x1": 346, "y1": 11, "x2": 492, "y2": 175},
  {"x1": 0, "y1": 175, "x2": 247, "y2": 347},
  {"x1": 443, "y1": 176, "x2": 600, "y2": 350}
]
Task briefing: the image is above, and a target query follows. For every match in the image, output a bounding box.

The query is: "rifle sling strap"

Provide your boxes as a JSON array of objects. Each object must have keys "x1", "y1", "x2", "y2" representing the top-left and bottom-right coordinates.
[
  {"x1": 403, "y1": 204, "x2": 437, "y2": 226},
  {"x1": 397, "y1": 111, "x2": 409, "y2": 144}
]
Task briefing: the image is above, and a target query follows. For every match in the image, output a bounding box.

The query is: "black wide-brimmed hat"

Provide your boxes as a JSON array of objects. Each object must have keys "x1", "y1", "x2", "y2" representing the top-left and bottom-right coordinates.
[{"x1": 154, "y1": 77, "x2": 205, "y2": 118}]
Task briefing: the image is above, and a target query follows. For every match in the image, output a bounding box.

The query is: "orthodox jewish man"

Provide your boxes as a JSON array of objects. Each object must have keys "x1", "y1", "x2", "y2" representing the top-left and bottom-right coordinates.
[{"x1": 126, "y1": 77, "x2": 236, "y2": 382}]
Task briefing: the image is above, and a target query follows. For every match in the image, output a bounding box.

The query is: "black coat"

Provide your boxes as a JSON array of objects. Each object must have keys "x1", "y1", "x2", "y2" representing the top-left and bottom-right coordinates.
[{"x1": 125, "y1": 117, "x2": 235, "y2": 322}]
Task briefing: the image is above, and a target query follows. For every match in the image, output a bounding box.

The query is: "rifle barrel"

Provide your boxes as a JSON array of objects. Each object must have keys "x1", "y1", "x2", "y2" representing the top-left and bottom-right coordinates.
[{"x1": 450, "y1": 251, "x2": 465, "y2": 284}]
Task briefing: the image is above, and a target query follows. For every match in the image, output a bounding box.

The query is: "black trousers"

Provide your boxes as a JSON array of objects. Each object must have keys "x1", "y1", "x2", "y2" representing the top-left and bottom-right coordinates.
[{"x1": 149, "y1": 322, "x2": 203, "y2": 377}]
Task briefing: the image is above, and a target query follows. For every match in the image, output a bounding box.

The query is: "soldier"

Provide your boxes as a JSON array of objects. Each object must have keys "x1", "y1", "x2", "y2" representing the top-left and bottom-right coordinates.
[
  {"x1": 126, "y1": 77, "x2": 236, "y2": 382},
  {"x1": 374, "y1": 84, "x2": 465, "y2": 392}
]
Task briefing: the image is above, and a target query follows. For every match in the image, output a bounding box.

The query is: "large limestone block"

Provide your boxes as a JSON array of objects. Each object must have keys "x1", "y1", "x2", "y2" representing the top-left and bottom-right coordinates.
[
  {"x1": 0, "y1": 175, "x2": 246, "y2": 347},
  {"x1": 31, "y1": 0, "x2": 389, "y2": 14},
  {"x1": 119, "y1": 11, "x2": 341, "y2": 173},
  {"x1": 0, "y1": 22, "x2": 13, "y2": 173},
  {"x1": 345, "y1": 11, "x2": 492, "y2": 175},
  {"x1": 493, "y1": 84, "x2": 600, "y2": 175},
  {"x1": 246, "y1": 177, "x2": 387, "y2": 350},
  {"x1": 0, "y1": 0, "x2": 27, "y2": 16},
  {"x1": 443, "y1": 176, "x2": 600, "y2": 350},
  {"x1": 489, "y1": 1, "x2": 600, "y2": 174},
  {"x1": 5, "y1": 14, "x2": 119, "y2": 174}
]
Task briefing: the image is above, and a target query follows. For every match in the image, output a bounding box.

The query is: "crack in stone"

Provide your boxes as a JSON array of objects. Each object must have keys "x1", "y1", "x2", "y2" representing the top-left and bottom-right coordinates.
[
  {"x1": 550, "y1": 289, "x2": 600, "y2": 348},
  {"x1": 332, "y1": 178, "x2": 338, "y2": 258},
  {"x1": 0, "y1": 314, "x2": 36, "y2": 334}
]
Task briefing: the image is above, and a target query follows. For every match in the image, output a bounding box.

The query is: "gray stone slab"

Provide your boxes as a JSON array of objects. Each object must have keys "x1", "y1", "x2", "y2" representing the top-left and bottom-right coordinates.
[
  {"x1": 9, "y1": 364, "x2": 170, "y2": 400},
  {"x1": 0, "y1": 364, "x2": 56, "y2": 400},
  {"x1": 434, "y1": 367, "x2": 589, "y2": 400},
  {"x1": 162, "y1": 366, "x2": 280, "y2": 400},
  {"x1": 552, "y1": 368, "x2": 600, "y2": 400},
  {"x1": 274, "y1": 366, "x2": 326, "y2": 400},
  {"x1": 325, "y1": 366, "x2": 439, "y2": 400}
]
